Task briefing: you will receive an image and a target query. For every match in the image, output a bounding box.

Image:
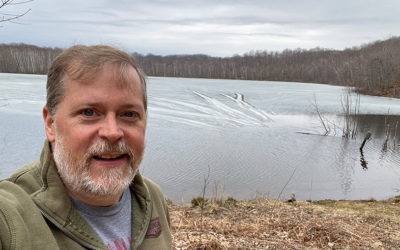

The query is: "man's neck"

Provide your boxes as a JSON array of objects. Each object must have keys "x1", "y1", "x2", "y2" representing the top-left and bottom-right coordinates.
[{"x1": 67, "y1": 188, "x2": 125, "y2": 207}]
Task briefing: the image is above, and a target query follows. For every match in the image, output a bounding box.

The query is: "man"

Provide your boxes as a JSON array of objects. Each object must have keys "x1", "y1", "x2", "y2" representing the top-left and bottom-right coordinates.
[{"x1": 0, "y1": 45, "x2": 172, "y2": 249}]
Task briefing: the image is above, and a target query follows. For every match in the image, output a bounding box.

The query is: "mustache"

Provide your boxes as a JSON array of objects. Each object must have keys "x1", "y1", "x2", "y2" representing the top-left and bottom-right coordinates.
[{"x1": 85, "y1": 140, "x2": 135, "y2": 159}]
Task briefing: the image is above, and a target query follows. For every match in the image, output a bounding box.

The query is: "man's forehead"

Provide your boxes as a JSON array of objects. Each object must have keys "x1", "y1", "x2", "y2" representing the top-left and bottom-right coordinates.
[{"x1": 64, "y1": 63, "x2": 141, "y2": 90}]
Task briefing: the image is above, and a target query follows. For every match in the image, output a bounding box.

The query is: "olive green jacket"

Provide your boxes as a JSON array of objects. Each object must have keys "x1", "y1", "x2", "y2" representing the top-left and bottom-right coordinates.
[{"x1": 0, "y1": 141, "x2": 172, "y2": 250}]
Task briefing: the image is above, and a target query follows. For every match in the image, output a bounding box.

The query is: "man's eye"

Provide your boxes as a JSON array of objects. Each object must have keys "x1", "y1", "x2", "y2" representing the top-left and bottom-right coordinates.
[
  {"x1": 82, "y1": 109, "x2": 95, "y2": 116},
  {"x1": 124, "y1": 111, "x2": 137, "y2": 118}
]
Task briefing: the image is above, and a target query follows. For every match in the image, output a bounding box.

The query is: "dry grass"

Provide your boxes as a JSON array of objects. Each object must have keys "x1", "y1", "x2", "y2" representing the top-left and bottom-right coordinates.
[{"x1": 169, "y1": 197, "x2": 400, "y2": 249}]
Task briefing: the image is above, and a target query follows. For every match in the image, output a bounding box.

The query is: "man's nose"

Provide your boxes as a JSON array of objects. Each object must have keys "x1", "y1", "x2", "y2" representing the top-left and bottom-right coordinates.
[{"x1": 98, "y1": 115, "x2": 123, "y2": 143}]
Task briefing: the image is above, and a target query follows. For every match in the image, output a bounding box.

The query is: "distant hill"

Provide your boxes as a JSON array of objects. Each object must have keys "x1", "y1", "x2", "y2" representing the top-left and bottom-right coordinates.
[{"x1": 1, "y1": 37, "x2": 400, "y2": 97}]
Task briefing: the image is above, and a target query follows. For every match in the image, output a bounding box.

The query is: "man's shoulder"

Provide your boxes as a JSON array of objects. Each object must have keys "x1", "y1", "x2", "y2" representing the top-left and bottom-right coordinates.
[
  {"x1": 138, "y1": 175, "x2": 169, "y2": 212},
  {"x1": 0, "y1": 160, "x2": 42, "y2": 206},
  {"x1": 140, "y1": 175, "x2": 164, "y2": 198},
  {"x1": 0, "y1": 179, "x2": 37, "y2": 212},
  {"x1": 4, "y1": 160, "x2": 43, "y2": 194},
  {"x1": 141, "y1": 175, "x2": 160, "y2": 189},
  {"x1": 0, "y1": 179, "x2": 61, "y2": 250},
  {"x1": 0, "y1": 160, "x2": 43, "y2": 216},
  {"x1": 0, "y1": 178, "x2": 31, "y2": 196}
]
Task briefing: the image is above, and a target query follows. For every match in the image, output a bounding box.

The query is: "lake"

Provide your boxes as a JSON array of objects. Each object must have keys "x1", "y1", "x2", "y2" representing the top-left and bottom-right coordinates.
[{"x1": 1, "y1": 73, "x2": 400, "y2": 203}]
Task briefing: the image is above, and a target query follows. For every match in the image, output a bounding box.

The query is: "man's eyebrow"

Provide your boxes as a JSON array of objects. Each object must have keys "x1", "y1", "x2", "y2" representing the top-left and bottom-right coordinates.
[
  {"x1": 78, "y1": 102, "x2": 145, "y2": 110},
  {"x1": 120, "y1": 104, "x2": 145, "y2": 111}
]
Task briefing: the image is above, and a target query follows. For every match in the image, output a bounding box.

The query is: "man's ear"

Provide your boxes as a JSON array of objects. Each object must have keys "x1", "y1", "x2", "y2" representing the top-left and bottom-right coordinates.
[{"x1": 43, "y1": 106, "x2": 56, "y2": 143}]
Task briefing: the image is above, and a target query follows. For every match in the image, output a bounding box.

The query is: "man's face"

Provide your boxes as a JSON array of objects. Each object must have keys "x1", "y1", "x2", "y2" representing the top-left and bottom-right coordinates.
[{"x1": 43, "y1": 63, "x2": 147, "y2": 201}]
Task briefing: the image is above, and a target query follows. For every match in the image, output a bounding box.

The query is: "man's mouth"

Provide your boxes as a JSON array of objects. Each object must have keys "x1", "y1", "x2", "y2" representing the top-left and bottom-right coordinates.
[{"x1": 93, "y1": 154, "x2": 127, "y2": 161}]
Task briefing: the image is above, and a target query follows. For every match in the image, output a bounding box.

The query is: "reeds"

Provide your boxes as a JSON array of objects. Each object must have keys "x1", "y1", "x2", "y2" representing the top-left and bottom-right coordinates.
[
  {"x1": 383, "y1": 116, "x2": 399, "y2": 151},
  {"x1": 313, "y1": 88, "x2": 360, "y2": 138},
  {"x1": 341, "y1": 88, "x2": 360, "y2": 138}
]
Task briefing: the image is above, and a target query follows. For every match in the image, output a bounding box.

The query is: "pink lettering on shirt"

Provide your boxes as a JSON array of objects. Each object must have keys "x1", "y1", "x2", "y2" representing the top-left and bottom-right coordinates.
[
  {"x1": 121, "y1": 238, "x2": 128, "y2": 250},
  {"x1": 107, "y1": 237, "x2": 132, "y2": 250},
  {"x1": 114, "y1": 240, "x2": 122, "y2": 250}
]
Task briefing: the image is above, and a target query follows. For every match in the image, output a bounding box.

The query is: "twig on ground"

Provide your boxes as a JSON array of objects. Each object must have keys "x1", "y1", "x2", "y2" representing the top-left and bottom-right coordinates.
[
  {"x1": 200, "y1": 166, "x2": 211, "y2": 232},
  {"x1": 277, "y1": 167, "x2": 297, "y2": 200}
]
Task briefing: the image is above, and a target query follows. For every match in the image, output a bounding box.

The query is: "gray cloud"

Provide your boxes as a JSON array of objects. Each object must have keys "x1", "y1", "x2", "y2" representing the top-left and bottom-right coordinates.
[{"x1": 1, "y1": 0, "x2": 400, "y2": 56}]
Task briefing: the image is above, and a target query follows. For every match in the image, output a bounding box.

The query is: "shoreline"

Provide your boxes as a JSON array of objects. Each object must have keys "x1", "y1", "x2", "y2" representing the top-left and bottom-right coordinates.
[
  {"x1": 170, "y1": 196, "x2": 400, "y2": 249},
  {"x1": 357, "y1": 84, "x2": 400, "y2": 99}
]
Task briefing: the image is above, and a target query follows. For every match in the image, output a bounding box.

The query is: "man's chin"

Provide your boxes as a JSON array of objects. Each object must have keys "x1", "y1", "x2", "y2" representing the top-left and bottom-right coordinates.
[{"x1": 82, "y1": 166, "x2": 136, "y2": 196}]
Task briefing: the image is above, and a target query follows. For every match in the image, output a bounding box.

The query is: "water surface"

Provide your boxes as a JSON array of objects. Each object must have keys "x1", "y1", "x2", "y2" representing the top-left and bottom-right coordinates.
[{"x1": 1, "y1": 73, "x2": 400, "y2": 202}]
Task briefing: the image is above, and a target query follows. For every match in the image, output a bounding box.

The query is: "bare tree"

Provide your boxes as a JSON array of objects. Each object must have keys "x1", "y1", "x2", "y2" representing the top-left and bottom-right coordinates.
[
  {"x1": 0, "y1": 0, "x2": 32, "y2": 24},
  {"x1": 2, "y1": 36, "x2": 400, "y2": 96}
]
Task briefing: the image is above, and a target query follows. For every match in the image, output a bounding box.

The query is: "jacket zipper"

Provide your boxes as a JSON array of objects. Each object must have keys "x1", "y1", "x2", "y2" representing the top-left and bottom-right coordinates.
[{"x1": 39, "y1": 209, "x2": 100, "y2": 250}]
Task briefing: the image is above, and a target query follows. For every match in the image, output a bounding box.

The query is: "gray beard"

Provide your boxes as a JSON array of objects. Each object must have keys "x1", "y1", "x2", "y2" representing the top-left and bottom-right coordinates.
[{"x1": 52, "y1": 136, "x2": 138, "y2": 198}]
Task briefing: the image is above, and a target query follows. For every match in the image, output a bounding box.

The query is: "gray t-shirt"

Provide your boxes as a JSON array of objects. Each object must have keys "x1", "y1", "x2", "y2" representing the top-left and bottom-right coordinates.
[{"x1": 71, "y1": 188, "x2": 132, "y2": 250}]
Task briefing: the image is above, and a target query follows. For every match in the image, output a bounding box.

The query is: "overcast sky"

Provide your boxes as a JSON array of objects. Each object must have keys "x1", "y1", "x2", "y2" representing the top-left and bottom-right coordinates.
[{"x1": 1, "y1": 0, "x2": 400, "y2": 56}]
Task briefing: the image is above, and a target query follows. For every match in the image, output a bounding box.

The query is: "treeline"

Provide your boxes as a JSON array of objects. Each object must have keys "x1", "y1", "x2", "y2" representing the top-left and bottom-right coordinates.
[
  {"x1": 135, "y1": 37, "x2": 400, "y2": 96},
  {"x1": 1, "y1": 37, "x2": 400, "y2": 96},
  {"x1": 0, "y1": 44, "x2": 62, "y2": 74}
]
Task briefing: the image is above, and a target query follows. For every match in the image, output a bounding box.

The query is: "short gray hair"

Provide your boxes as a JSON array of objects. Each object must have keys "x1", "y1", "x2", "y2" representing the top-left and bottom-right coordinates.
[{"x1": 46, "y1": 45, "x2": 147, "y2": 116}]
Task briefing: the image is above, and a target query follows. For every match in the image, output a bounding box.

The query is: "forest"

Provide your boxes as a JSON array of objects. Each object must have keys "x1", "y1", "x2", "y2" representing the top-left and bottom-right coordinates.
[{"x1": 1, "y1": 37, "x2": 400, "y2": 97}]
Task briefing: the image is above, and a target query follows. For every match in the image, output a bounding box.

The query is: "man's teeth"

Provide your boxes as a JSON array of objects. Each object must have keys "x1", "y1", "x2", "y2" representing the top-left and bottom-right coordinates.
[{"x1": 96, "y1": 154, "x2": 122, "y2": 160}]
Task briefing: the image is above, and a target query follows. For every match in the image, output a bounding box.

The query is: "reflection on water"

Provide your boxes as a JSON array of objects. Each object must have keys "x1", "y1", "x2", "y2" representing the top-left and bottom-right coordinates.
[
  {"x1": 1, "y1": 74, "x2": 400, "y2": 202},
  {"x1": 360, "y1": 149, "x2": 368, "y2": 170},
  {"x1": 353, "y1": 114, "x2": 400, "y2": 139}
]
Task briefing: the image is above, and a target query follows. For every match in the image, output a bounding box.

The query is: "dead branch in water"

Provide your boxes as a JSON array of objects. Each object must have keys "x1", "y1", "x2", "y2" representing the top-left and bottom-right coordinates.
[
  {"x1": 360, "y1": 132, "x2": 371, "y2": 151},
  {"x1": 313, "y1": 94, "x2": 330, "y2": 135}
]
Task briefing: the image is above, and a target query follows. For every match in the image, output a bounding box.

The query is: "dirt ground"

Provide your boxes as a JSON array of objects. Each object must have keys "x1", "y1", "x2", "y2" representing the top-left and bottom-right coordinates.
[{"x1": 169, "y1": 196, "x2": 400, "y2": 249}]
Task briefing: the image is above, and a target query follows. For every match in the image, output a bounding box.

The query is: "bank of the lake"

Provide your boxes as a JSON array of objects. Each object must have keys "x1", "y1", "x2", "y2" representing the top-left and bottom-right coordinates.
[
  {"x1": 169, "y1": 196, "x2": 400, "y2": 249},
  {"x1": 357, "y1": 83, "x2": 400, "y2": 99}
]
